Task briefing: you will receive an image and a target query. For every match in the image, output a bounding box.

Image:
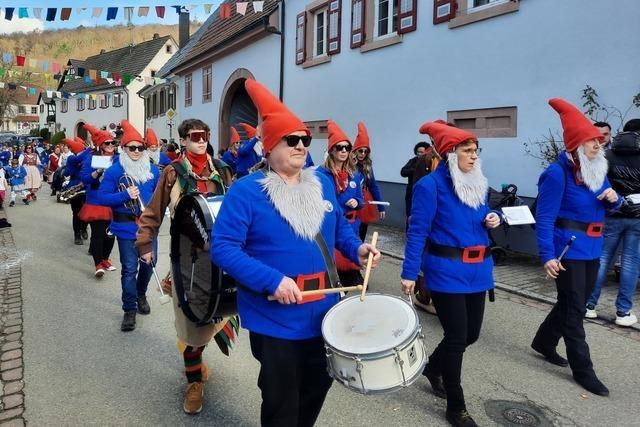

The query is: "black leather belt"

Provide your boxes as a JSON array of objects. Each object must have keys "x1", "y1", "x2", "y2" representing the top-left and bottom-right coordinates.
[
  {"x1": 555, "y1": 218, "x2": 603, "y2": 237},
  {"x1": 427, "y1": 242, "x2": 490, "y2": 264},
  {"x1": 113, "y1": 212, "x2": 138, "y2": 223}
]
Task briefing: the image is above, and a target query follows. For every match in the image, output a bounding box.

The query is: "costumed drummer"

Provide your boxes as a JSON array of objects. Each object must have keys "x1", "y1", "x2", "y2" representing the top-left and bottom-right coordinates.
[
  {"x1": 531, "y1": 98, "x2": 620, "y2": 397},
  {"x1": 401, "y1": 121, "x2": 501, "y2": 427},
  {"x1": 211, "y1": 79, "x2": 380, "y2": 427},
  {"x1": 63, "y1": 137, "x2": 90, "y2": 245},
  {"x1": 135, "y1": 118, "x2": 234, "y2": 415},
  {"x1": 98, "y1": 120, "x2": 160, "y2": 332}
]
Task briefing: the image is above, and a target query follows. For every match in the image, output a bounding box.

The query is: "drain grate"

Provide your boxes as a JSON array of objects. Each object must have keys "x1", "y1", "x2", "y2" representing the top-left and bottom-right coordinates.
[{"x1": 485, "y1": 400, "x2": 553, "y2": 427}]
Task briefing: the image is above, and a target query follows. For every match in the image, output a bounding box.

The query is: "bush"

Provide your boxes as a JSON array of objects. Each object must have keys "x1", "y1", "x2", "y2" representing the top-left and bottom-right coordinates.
[
  {"x1": 39, "y1": 128, "x2": 50, "y2": 141},
  {"x1": 29, "y1": 128, "x2": 40, "y2": 137},
  {"x1": 51, "y1": 131, "x2": 66, "y2": 146}
]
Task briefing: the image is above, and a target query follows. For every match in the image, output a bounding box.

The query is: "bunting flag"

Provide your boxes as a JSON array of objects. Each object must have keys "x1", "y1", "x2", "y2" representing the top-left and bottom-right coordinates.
[
  {"x1": 84, "y1": 76, "x2": 92, "y2": 84},
  {"x1": 155, "y1": 6, "x2": 165, "y2": 18},
  {"x1": 123, "y1": 73, "x2": 132, "y2": 85},
  {"x1": 28, "y1": 58, "x2": 37, "y2": 68},
  {"x1": 0, "y1": 68, "x2": 4, "y2": 78},
  {"x1": 46, "y1": 8, "x2": 56, "y2": 21},
  {"x1": 60, "y1": 8, "x2": 72, "y2": 21},
  {"x1": 253, "y1": 1, "x2": 265, "y2": 13},
  {"x1": 41, "y1": 60, "x2": 48, "y2": 72},
  {"x1": 28, "y1": 87, "x2": 36, "y2": 96},
  {"x1": 220, "y1": 3, "x2": 232, "y2": 19},
  {"x1": 237, "y1": 2, "x2": 248, "y2": 16},
  {"x1": 4, "y1": 7, "x2": 15, "y2": 21},
  {"x1": 100, "y1": 70, "x2": 109, "y2": 79},
  {"x1": 138, "y1": 7, "x2": 149, "y2": 17},
  {"x1": 16, "y1": 56, "x2": 26, "y2": 67},
  {"x1": 0, "y1": 82, "x2": 4, "y2": 89},
  {"x1": 92, "y1": 7, "x2": 102, "y2": 18},
  {"x1": 106, "y1": 7, "x2": 118, "y2": 20},
  {"x1": 2, "y1": 53, "x2": 11, "y2": 64},
  {"x1": 52, "y1": 62, "x2": 61, "y2": 74},
  {"x1": 18, "y1": 8, "x2": 29, "y2": 19},
  {"x1": 172, "y1": 6, "x2": 182, "y2": 15},
  {"x1": 89, "y1": 69, "x2": 97, "y2": 81},
  {"x1": 33, "y1": 8, "x2": 42, "y2": 19},
  {"x1": 203, "y1": 4, "x2": 213, "y2": 14},
  {"x1": 124, "y1": 7, "x2": 134, "y2": 21}
]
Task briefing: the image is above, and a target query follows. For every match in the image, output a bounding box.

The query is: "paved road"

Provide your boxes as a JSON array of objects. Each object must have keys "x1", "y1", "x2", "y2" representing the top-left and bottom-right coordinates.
[{"x1": 10, "y1": 196, "x2": 640, "y2": 426}]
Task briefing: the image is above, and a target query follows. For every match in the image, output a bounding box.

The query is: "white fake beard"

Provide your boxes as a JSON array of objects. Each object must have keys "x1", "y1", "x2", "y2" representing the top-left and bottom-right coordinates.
[
  {"x1": 119, "y1": 148, "x2": 153, "y2": 184},
  {"x1": 576, "y1": 146, "x2": 608, "y2": 192},
  {"x1": 259, "y1": 167, "x2": 325, "y2": 241},
  {"x1": 447, "y1": 153, "x2": 489, "y2": 209},
  {"x1": 148, "y1": 148, "x2": 160, "y2": 164}
]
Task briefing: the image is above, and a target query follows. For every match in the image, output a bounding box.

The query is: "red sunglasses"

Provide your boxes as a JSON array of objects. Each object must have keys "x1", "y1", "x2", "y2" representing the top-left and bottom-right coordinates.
[{"x1": 188, "y1": 131, "x2": 209, "y2": 143}]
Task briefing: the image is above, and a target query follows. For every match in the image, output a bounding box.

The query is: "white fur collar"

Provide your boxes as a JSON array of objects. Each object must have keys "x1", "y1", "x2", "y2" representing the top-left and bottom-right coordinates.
[{"x1": 259, "y1": 168, "x2": 325, "y2": 241}]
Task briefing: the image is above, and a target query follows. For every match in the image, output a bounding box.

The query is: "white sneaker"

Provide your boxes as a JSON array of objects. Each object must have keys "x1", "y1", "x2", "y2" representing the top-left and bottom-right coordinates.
[
  {"x1": 585, "y1": 305, "x2": 597, "y2": 319},
  {"x1": 615, "y1": 311, "x2": 638, "y2": 327}
]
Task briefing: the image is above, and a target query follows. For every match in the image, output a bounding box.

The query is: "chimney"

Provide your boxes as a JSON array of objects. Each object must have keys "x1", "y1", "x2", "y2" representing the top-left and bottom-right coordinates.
[
  {"x1": 153, "y1": 33, "x2": 160, "y2": 40},
  {"x1": 179, "y1": 12, "x2": 190, "y2": 49}
]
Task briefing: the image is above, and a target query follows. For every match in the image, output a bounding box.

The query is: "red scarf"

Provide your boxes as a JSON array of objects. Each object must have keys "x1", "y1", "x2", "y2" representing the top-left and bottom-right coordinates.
[
  {"x1": 186, "y1": 151, "x2": 208, "y2": 176},
  {"x1": 333, "y1": 169, "x2": 349, "y2": 194}
]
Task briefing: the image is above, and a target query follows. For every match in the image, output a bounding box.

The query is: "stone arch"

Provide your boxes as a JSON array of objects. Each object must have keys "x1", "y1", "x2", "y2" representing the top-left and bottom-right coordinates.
[{"x1": 218, "y1": 68, "x2": 258, "y2": 150}]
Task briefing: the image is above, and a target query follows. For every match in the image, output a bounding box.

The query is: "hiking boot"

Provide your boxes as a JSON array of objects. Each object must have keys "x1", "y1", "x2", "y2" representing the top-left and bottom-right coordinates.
[
  {"x1": 102, "y1": 259, "x2": 117, "y2": 271},
  {"x1": 81, "y1": 229, "x2": 89, "y2": 240},
  {"x1": 446, "y1": 409, "x2": 478, "y2": 427},
  {"x1": 585, "y1": 304, "x2": 597, "y2": 319},
  {"x1": 121, "y1": 310, "x2": 136, "y2": 332},
  {"x1": 183, "y1": 382, "x2": 205, "y2": 414},
  {"x1": 531, "y1": 341, "x2": 568, "y2": 367},
  {"x1": 137, "y1": 296, "x2": 151, "y2": 315},
  {"x1": 74, "y1": 234, "x2": 83, "y2": 245},
  {"x1": 95, "y1": 262, "x2": 106, "y2": 278}
]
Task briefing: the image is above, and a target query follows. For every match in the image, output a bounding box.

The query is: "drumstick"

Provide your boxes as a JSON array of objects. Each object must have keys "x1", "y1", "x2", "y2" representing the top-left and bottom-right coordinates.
[
  {"x1": 545, "y1": 235, "x2": 576, "y2": 280},
  {"x1": 360, "y1": 231, "x2": 379, "y2": 302},
  {"x1": 267, "y1": 285, "x2": 362, "y2": 301},
  {"x1": 141, "y1": 257, "x2": 171, "y2": 305}
]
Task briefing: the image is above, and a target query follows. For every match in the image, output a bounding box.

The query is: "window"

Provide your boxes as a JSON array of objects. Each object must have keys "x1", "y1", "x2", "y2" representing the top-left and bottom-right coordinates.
[
  {"x1": 151, "y1": 70, "x2": 157, "y2": 77},
  {"x1": 146, "y1": 97, "x2": 152, "y2": 119},
  {"x1": 152, "y1": 92, "x2": 158, "y2": 116},
  {"x1": 159, "y1": 89, "x2": 166, "y2": 114},
  {"x1": 31, "y1": 106, "x2": 37, "y2": 114},
  {"x1": 447, "y1": 107, "x2": 517, "y2": 138},
  {"x1": 313, "y1": 8, "x2": 328, "y2": 57},
  {"x1": 61, "y1": 100, "x2": 68, "y2": 113},
  {"x1": 185, "y1": 73, "x2": 192, "y2": 107},
  {"x1": 113, "y1": 92, "x2": 123, "y2": 107},
  {"x1": 77, "y1": 98, "x2": 85, "y2": 111},
  {"x1": 18, "y1": 106, "x2": 26, "y2": 114},
  {"x1": 202, "y1": 66, "x2": 212, "y2": 103},
  {"x1": 39, "y1": 104, "x2": 44, "y2": 113},
  {"x1": 99, "y1": 94, "x2": 109, "y2": 109},
  {"x1": 166, "y1": 45, "x2": 173, "y2": 54},
  {"x1": 437, "y1": 0, "x2": 520, "y2": 28},
  {"x1": 88, "y1": 97, "x2": 96, "y2": 110},
  {"x1": 168, "y1": 84, "x2": 176, "y2": 110},
  {"x1": 304, "y1": 120, "x2": 329, "y2": 139},
  {"x1": 375, "y1": 0, "x2": 398, "y2": 38},
  {"x1": 296, "y1": 0, "x2": 342, "y2": 67},
  {"x1": 468, "y1": 0, "x2": 510, "y2": 12},
  {"x1": 353, "y1": 0, "x2": 416, "y2": 52}
]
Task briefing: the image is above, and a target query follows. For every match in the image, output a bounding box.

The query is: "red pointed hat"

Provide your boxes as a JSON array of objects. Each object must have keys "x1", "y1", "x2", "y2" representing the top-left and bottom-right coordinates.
[
  {"x1": 145, "y1": 127, "x2": 159, "y2": 148},
  {"x1": 120, "y1": 119, "x2": 144, "y2": 146},
  {"x1": 353, "y1": 122, "x2": 370, "y2": 151},
  {"x1": 230, "y1": 126, "x2": 240, "y2": 144},
  {"x1": 237, "y1": 122, "x2": 257, "y2": 139},
  {"x1": 548, "y1": 98, "x2": 604, "y2": 152},
  {"x1": 419, "y1": 121, "x2": 477, "y2": 156},
  {"x1": 83, "y1": 124, "x2": 113, "y2": 147},
  {"x1": 244, "y1": 79, "x2": 309, "y2": 154},
  {"x1": 327, "y1": 120, "x2": 351, "y2": 151},
  {"x1": 63, "y1": 137, "x2": 84, "y2": 154}
]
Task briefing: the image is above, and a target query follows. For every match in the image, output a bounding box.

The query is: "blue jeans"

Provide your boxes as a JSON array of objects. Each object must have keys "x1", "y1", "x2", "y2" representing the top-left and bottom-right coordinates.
[
  {"x1": 117, "y1": 238, "x2": 156, "y2": 312},
  {"x1": 588, "y1": 217, "x2": 640, "y2": 313}
]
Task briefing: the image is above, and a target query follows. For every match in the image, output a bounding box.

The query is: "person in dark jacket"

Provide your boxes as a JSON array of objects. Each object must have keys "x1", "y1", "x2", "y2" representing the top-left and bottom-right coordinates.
[
  {"x1": 401, "y1": 141, "x2": 431, "y2": 229},
  {"x1": 532, "y1": 98, "x2": 621, "y2": 398},
  {"x1": 586, "y1": 118, "x2": 640, "y2": 327}
]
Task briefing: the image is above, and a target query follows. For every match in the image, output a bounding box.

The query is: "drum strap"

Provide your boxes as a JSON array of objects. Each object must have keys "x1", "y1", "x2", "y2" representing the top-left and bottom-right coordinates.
[{"x1": 314, "y1": 232, "x2": 342, "y2": 288}]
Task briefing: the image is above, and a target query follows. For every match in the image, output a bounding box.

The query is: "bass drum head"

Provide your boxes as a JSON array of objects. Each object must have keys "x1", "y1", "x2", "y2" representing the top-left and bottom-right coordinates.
[
  {"x1": 170, "y1": 194, "x2": 237, "y2": 325},
  {"x1": 322, "y1": 294, "x2": 418, "y2": 355}
]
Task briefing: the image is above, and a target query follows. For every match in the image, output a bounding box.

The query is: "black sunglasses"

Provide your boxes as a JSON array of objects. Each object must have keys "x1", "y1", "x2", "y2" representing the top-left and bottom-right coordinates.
[
  {"x1": 356, "y1": 148, "x2": 370, "y2": 155},
  {"x1": 285, "y1": 135, "x2": 312, "y2": 148},
  {"x1": 334, "y1": 144, "x2": 352, "y2": 152},
  {"x1": 103, "y1": 140, "x2": 117, "y2": 146},
  {"x1": 127, "y1": 146, "x2": 146, "y2": 152}
]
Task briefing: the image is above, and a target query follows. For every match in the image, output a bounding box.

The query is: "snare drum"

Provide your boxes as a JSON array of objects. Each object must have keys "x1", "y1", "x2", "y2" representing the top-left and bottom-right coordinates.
[{"x1": 322, "y1": 293, "x2": 426, "y2": 394}]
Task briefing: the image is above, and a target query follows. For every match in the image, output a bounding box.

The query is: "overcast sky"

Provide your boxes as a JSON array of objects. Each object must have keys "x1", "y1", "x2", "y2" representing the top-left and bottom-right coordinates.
[{"x1": 0, "y1": 2, "x2": 217, "y2": 34}]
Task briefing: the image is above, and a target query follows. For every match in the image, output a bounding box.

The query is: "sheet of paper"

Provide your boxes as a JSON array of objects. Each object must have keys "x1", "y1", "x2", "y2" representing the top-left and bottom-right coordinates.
[
  {"x1": 90, "y1": 155, "x2": 113, "y2": 169},
  {"x1": 501, "y1": 206, "x2": 536, "y2": 225},
  {"x1": 627, "y1": 193, "x2": 640, "y2": 204}
]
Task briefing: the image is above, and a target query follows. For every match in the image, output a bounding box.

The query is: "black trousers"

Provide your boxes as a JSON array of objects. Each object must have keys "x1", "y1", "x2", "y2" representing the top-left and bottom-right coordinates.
[
  {"x1": 532, "y1": 259, "x2": 598, "y2": 375},
  {"x1": 89, "y1": 220, "x2": 115, "y2": 266},
  {"x1": 249, "y1": 332, "x2": 333, "y2": 427},
  {"x1": 70, "y1": 194, "x2": 87, "y2": 236},
  {"x1": 359, "y1": 222, "x2": 368, "y2": 241},
  {"x1": 427, "y1": 291, "x2": 486, "y2": 412}
]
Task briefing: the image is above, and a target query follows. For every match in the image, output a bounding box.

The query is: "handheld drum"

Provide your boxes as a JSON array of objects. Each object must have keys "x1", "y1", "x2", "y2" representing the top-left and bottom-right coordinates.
[
  {"x1": 322, "y1": 293, "x2": 426, "y2": 395},
  {"x1": 170, "y1": 193, "x2": 238, "y2": 325}
]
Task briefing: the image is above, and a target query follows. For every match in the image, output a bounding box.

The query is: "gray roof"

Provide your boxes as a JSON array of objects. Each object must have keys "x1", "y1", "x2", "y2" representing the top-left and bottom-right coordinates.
[{"x1": 60, "y1": 35, "x2": 173, "y2": 94}]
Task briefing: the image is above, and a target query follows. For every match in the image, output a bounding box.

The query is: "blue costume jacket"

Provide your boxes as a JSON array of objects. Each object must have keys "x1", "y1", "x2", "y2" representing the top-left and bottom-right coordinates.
[
  {"x1": 356, "y1": 164, "x2": 385, "y2": 213},
  {"x1": 211, "y1": 171, "x2": 362, "y2": 340},
  {"x1": 80, "y1": 151, "x2": 116, "y2": 205},
  {"x1": 236, "y1": 137, "x2": 262, "y2": 177},
  {"x1": 401, "y1": 163, "x2": 497, "y2": 294},
  {"x1": 221, "y1": 150, "x2": 238, "y2": 174},
  {"x1": 97, "y1": 161, "x2": 160, "y2": 240},
  {"x1": 6, "y1": 165, "x2": 27, "y2": 186},
  {"x1": 536, "y1": 153, "x2": 621, "y2": 264},
  {"x1": 317, "y1": 166, "x2": 364, "y2": 233},
  {"x1": 65, "y1": 148, "x2": 91, "y2": 187},
  {"x1": 0, "y1": 150, "x2": 11, "y2": 167}
]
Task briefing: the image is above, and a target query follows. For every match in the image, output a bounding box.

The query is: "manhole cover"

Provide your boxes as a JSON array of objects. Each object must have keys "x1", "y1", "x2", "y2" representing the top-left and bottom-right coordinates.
[{"x1": 485, "y1": 400, "x2": 554, "y2": 427}]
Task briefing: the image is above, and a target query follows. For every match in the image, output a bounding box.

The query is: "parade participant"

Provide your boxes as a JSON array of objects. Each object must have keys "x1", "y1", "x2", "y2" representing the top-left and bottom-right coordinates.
[
  {"x1": 531, "y1": 98, "x2": 621, "y2": 397},
  {"x1": 0, "y1": 166, "x2": 6, "y2": 209},
  {"x1": 80, "y1": 124, "x2": 117, "y2": 277},
  {"x1": 18, "y1": 145, "x2": 42, "y2": 201},
  {"x1": 317, "y1": 120, "x2": 364, "y2": 287},
  {"x1": 401, "y1": 141, "x2": 432, "y2": 230},
  {"x1": 401, "y1": 121, "x2": 501, "y2": 427},
  {"x1": 145, "y1": 128, "x2": 172, "y2": 168},
  {"x1": 64, "y1": 137, "x2": 90, "y2": 245},
  {"x1": 98, "y1": 120, "x2": 160, "y2": 331},
  {"x1": 211, "y1": 79, "x2": 380, "y2": 427},
  {"x1": 235, "y1": 122, "x2": 262, "y2": 178},
  {"x1": 59, "y1": 143, "x2": 72, "y2": 168},
  {"x1": 136, "y1": 117, "x2": 233, "y2": 414},
  {"x1": 0, "y1": 145, "x2": 11, "y2": 167},
  {"x1": 352, "y1": 121, "x2": 385, "y2": 241},
  {"x1": 6, "y1": 158, "x2": 29, "y2": 207},
  {"x1": 165, "y1": 142, "x2": 180, "y2": 161},
  {"x1": 221, "y1": 126, "x2": 240, "y2": 175},
  {"x1": 48, "y1": 145, "x2": 61, "y2": 196}
]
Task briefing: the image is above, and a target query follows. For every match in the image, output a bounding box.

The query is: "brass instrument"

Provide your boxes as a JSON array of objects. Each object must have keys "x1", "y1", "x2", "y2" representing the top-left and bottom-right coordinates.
[
  {"x1": 57, "y1": 182, "x2": 85, "y2": 203},
  {"x1": 118, "y1": 174, "x2": 145, "y2": 216}
]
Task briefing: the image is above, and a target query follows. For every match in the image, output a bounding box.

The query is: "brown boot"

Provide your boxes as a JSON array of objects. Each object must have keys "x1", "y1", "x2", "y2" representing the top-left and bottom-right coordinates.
[{"x1": 183, "y1": 382, "x2": 205, "y2": 414}]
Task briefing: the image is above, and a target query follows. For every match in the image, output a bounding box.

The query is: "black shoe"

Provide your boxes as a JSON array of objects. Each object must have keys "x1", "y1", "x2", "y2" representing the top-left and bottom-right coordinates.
[
  {"x1": 573, "y1": 372, "x2": 609, "y2": 396},
  {"x1": 121, "y1": 310, "x2": 137, "y2": 332},
  {"x1": 22, "y1": 198, "x2": 29, "y2": 205},
  {"x1": 74, "y1": 234, "x2": 83, "y2": 245},
  {"x1": 423, "y1": 365, "x2": 446, "y2": 398},
  {"x1": 531, "y1": 341, "x2": 569, "y2": 367},
  {"x1": 9, "y1": 201, "x2": 14, "y2": 207},
  {"x1": 50, "y1": 191, "x2": 56, "y2": 196},
  {"x1": 137, "y1": 296, "x2": 151, "y2": 315},
  {"x1": 81, "y1": 229, "x2": 89, "y2": 240},
  {"x1": 446, "y1": 409, "x2": 478, "y2": 427}
]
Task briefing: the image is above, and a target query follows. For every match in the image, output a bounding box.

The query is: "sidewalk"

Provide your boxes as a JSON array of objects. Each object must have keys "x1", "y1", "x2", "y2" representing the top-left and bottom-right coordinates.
[{"x1": 368, "y1": 223, "x2": 640, "y2": 333}]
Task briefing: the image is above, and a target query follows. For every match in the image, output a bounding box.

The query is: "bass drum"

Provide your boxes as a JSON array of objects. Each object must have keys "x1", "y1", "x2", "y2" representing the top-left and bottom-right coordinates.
[{"x1": 170, "y1": 193, "x2": 237, "y2": 325}]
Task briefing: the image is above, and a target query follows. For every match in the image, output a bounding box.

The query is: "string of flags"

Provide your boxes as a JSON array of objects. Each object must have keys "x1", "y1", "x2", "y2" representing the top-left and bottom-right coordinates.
[{"x1": 0, "y1": 2, "x2": 266, "y2": 22}]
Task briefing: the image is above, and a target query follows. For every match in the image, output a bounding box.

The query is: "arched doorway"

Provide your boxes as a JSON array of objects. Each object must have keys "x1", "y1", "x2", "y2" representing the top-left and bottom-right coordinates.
[
  {"x1": 219, "y1": 68, "x2": 257, "y2": 150},
  {"x1": 75, "y1": 121, "x2": 87, "y2": 141}
]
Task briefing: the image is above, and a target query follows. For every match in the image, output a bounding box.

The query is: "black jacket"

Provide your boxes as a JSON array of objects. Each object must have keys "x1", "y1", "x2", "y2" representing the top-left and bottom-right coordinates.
[
  {"x1": 401, "y1": 156, "x2": 419, "y2": 213},
  {"x1": 606, "y1": 148, "x2": 640, "y2": 218}
]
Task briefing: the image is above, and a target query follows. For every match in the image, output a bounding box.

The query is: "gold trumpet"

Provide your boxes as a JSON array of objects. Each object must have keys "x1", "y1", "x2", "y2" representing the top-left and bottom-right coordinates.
[{"x1": 118, "y1": 174, "x2": 145, "y2": 215}]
